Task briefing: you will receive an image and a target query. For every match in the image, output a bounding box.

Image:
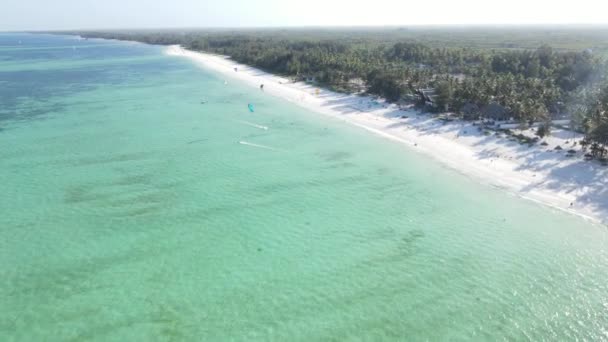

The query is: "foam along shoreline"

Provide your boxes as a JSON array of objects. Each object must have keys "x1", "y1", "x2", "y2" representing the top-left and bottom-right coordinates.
[{"x1": 166, "y1": 45, "x2": 608, "y2": 225}]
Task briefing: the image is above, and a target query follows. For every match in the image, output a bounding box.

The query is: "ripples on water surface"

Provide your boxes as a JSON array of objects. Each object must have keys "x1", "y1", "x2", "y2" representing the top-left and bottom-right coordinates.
[{"x1": 1, "y1": 33, "x2": 607, "y2": 341}]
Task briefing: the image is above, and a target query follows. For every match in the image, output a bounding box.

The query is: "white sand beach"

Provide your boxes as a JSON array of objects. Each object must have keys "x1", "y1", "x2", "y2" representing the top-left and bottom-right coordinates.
[{"x1": 166, "y1": 45, "x2": 608, "y2": 225}]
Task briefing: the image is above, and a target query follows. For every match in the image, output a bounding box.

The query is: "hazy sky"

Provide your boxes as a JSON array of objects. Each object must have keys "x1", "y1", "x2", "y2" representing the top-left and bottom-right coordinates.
[{"x1": 2, "y1": 0, "x2": 608, "y2": 31}]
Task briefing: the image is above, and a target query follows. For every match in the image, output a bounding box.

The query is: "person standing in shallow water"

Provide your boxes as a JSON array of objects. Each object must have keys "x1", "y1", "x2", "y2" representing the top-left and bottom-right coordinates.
[{"x1": 260, "y1": 84, "x2": 264, "y2": 91}]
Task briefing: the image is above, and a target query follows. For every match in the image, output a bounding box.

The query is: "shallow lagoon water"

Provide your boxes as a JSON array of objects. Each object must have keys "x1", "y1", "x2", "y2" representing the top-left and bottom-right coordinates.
[{"x1": 1, "y1": 34, "x2": 608, "y2": 341}]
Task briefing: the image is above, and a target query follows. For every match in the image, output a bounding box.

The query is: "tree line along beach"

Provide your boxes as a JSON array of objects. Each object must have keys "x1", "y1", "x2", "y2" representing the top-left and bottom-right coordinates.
[{"x1": 68, "y1": 28, "x2": 608, "y2": 224}]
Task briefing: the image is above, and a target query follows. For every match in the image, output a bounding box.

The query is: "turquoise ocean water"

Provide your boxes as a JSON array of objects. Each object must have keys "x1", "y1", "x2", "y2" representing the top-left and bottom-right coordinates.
[{"x1": 1, "y1": 33, "x2": 607, "y2": 341}]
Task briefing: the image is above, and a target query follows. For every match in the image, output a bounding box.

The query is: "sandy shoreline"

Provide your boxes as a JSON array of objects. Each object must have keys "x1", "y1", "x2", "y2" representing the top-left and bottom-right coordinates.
[{"x1": 166, "y1": 45, "x2": 607, "y2": 225}]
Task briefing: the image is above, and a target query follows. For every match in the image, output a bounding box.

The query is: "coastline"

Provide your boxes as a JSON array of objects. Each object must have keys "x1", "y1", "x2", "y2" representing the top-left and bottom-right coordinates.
[{"x1": 166, "y1": 45, "x2": 608, "y2": 225}]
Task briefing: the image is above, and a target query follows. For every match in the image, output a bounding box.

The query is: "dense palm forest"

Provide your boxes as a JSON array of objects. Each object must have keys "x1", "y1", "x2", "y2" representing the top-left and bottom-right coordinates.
[{"x1": 70, "y1": 27, "x2": 608, "y2": 156}]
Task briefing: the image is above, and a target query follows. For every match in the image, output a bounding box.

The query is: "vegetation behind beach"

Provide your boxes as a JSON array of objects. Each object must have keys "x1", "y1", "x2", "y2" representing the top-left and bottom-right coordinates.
[{"x1": 72, "y1": 27, "x2": 608, "y2": 158}]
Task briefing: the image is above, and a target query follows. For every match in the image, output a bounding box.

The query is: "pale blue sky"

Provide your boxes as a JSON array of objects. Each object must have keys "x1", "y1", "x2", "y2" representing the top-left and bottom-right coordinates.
[{"x1": 2, "y1": 0, "x2": 608, "y2": 31}]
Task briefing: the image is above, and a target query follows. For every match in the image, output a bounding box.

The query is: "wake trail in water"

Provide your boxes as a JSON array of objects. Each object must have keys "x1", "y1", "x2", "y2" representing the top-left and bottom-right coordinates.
[
  {"x1": 235, "y1": 120, "x2": 269, "y2": 130},
  {"x1": 187, "y1": 138, "x2": 208, "y2": 144},
  {"x1": 238, "y1": 141, "x2": 284, "y2": 152}
]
